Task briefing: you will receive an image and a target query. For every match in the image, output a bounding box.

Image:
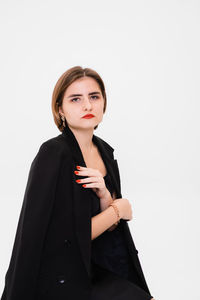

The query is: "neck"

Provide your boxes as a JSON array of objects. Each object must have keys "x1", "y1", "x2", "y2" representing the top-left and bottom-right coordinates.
[{"x1": 67, "y1": 124, "x2": 95, "y2": 154}]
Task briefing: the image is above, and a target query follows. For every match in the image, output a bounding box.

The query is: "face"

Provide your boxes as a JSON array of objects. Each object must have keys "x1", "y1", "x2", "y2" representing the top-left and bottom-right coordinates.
[{"x1": 59, "y1": 76, "x2": 105, "y2": 131}]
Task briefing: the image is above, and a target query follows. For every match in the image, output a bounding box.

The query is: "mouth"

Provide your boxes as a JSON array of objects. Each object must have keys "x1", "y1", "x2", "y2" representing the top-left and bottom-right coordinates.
[{"x1": 82, "y1": 114, "x2": 95, "y2": 119}]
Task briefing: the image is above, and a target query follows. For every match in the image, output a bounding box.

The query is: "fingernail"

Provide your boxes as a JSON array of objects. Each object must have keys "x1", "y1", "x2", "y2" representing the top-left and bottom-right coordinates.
[
  {"x1": 82, "y1": 184, "x2": 86, "y2": 187},
  {"x1": 74, "y1": 171, "x2": 79, "y2": 174},
  {"x1": 76, "y1": 166, "x2": 81, "y2": 169},
  {"x1": 76, "y1": 179, "x2": 81, "y2": 182}
]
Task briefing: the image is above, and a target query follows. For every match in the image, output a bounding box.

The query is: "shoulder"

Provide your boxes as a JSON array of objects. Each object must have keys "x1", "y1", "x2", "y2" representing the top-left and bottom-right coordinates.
[
  {"x1": 38, "y1": 133, "x2": 70, "y2": 156},
  {"x1": 32, "y1": 134, "x2": 71, "y2": 169},
  {"x1": 36, "y1": 133, "x2": 115, "y2": 159}
]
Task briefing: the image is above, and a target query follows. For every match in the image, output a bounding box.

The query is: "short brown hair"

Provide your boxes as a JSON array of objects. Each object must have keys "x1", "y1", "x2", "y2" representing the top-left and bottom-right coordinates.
[{"x1": 52, "y1": 66, "x2": 107, "y2": 132}]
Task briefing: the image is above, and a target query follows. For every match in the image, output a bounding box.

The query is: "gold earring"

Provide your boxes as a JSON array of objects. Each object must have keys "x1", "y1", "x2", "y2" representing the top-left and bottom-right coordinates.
[{"x1": 61, "y1": 115, "x2": 66, "y2": 127}]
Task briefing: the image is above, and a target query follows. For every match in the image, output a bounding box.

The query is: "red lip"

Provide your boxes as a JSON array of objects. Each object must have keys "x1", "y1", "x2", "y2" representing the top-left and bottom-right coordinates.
[{"x1": 82, "y1": 114, "x2": 95, "y2": 119}]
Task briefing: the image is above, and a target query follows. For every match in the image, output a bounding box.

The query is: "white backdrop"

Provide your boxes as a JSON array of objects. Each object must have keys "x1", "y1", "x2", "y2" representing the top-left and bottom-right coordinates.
[{"x1": 0, "y1": 1, "x2": 199, "y2": 299}]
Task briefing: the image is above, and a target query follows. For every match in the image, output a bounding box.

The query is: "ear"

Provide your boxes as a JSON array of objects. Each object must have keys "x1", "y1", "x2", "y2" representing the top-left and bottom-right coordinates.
[{"x1": 58, "y1": 106, "x2": 63, "y2": 115}]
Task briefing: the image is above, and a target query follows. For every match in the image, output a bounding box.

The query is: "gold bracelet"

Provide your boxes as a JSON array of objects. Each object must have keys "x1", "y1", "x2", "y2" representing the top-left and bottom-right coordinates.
[{"x1": 109, "y1": 203, "x2": 120, "y2": 225}]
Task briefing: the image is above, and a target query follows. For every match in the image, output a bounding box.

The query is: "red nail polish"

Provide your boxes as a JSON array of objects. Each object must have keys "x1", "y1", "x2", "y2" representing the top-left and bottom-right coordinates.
[
  {"x1": 74, "y1": 171, "x2": 79, "y2": 174},
  {"x1": 76, "y1": 179, "x2": 81, "y2": 182},
  {"x1": 76, "y1": 166, "x2": 81, "y2": 169},
  {"x1": 82, "y1": 184, "x2": 86, "y2": 187}
]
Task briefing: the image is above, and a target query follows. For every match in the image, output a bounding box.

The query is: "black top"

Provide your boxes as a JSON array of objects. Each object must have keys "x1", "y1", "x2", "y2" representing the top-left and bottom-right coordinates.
[{"x1": 91, "y1": 172, "x2": 132, "y2": 280}]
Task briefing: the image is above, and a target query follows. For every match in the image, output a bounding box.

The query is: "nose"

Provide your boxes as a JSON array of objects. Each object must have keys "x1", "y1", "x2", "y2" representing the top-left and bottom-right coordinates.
[{"x1": 82, "y1": 97, "x2": 92, "y2": 110}]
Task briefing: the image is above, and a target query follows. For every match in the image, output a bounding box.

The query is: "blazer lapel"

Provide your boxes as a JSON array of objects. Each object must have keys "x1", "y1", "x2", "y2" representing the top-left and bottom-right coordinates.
[
  {"x1": 92, "y1": 135, "x2": 122, "y2": 199},
  {"x1": 61, "y1": 124, "x2": 121, "y2": 278}
]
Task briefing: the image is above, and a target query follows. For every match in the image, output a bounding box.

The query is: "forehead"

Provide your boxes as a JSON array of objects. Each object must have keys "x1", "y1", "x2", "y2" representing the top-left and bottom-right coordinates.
[{"x1": 64, "y1": 77, "x2": 101, "y2": 95}]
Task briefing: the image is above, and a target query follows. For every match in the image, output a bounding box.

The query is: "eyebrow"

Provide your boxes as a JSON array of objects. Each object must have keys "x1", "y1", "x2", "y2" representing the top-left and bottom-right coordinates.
[{"x1": 67, "y1": 91, "x2": 101, "y2": 98}]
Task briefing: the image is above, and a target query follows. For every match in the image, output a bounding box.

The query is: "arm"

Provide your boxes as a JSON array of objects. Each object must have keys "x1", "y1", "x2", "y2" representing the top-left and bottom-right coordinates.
[
  {"x1": 91, "y1": 198, "x2": 121, "y2": 240},
  {"x1": 99, "y1": 190, "x2": 119, "y2": 232}
]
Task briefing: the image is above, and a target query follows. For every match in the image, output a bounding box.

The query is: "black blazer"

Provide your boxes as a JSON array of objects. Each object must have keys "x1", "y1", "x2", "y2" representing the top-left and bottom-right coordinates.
[{"x1": 1, "y1": 124, "x2": 152, "y2": 300}]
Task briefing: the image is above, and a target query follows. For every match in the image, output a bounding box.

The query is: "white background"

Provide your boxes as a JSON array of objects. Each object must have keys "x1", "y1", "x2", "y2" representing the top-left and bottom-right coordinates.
[{"x1": 0, "y1": 1, "x2": 200, "y2": 299}]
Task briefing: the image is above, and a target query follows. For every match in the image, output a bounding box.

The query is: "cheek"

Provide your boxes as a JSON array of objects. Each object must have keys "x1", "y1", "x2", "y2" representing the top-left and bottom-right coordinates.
[
  {"x1": 97, "y1": 104, "x2": 104, "y2": 115},
  {"x1": 62, "y1": 105, "x2": 76, "y2": 118},
  {"x1": 95, "y1": 101, "x2": 104, "y2": 110},
  {"x1": 68, "y1": 109, "x2": 82, "y2": 121},
  {"x1": 95, "y1": 110, "x2": 104, "y2": 121}
]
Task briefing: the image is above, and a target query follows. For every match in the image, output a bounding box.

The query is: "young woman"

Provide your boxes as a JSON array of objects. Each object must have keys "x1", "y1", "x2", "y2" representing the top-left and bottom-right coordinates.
[{"x1": 1, "y1": 66, "x2": 155, "y2": 300}]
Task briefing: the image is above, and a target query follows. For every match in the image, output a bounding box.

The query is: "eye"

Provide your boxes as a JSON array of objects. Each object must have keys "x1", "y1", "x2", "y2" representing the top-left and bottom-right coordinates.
[
  {"x1": 71, "y1": 98, "x2": 80, "y2": 102},
  {"x1": 71, "y1": 96, "x2": 99, "y2": 102}
]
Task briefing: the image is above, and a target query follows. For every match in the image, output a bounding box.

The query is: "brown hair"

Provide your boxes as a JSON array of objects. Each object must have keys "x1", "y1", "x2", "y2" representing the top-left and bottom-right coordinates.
[{"x1": 52, "y1": 66, "x2": 107, "y2": 132}]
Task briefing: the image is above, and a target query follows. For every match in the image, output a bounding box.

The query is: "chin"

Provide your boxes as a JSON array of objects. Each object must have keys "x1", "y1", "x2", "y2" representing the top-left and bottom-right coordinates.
[{"x1": 71, "y1": 124, "x2": 96, "y2": 131}]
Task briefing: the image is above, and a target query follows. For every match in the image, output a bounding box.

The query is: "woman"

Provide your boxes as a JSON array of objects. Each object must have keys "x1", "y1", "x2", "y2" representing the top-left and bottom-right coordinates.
[{"x1": 1, "y1": 66, "x2": 155, "y2": 300}]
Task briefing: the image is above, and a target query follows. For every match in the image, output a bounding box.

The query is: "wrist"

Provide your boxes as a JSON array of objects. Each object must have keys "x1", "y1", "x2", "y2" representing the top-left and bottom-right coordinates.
[
  {"x1": 113, "y1": 200, "x2": 123, "y2": 219},
  {"x1": 101, "y1": 189, "x2": 113, "y2": 204},
  {"x1": 109, "y1": 202, "x2": 121, "y2": 225},
  {"x1": 99, "y1": 189, "x2": 113, "y2": 212}
]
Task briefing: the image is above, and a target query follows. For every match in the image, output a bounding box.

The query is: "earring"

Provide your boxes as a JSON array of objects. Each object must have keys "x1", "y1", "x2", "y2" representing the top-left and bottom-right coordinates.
[
  {"x1": 62, "y1": 116, "x2": 66, "y2": 127},
  {"x1": 60, "y1": 114, "x2": 66, "y2": 127}
]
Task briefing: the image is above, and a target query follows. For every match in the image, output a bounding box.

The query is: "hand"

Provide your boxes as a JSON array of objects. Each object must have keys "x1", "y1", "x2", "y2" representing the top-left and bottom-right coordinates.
[
  {"x1": 74, "y1": 165, "x2": 109, "y2": 199},
  {"x1": 114, "y1": 198, "x2": 133, "y2": 221}
]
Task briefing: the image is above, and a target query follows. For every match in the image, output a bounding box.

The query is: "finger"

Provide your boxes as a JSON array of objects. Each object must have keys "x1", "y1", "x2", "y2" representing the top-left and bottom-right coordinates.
[
  {"x1": 75, "y1": 176, "x2": 103, "y2": 184},
  {"x1": 76, "y1": 165, "x2": 102, "y2": 174},
  {"x1": 75, "y1": 165, "x2": 87, "y2": 170},
  {"x1": 75, "y1": 166, "x2": 97, "y2": 172},
  {"x1": 82, "y1": 182, "x2": 104, "y2": 188},
  {"x1": 74, "y1": 169, "x2": 102, "y2": 177}
]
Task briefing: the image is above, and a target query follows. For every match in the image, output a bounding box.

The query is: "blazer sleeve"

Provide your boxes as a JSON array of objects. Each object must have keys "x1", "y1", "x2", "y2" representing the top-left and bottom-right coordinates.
[{"x1": 1, "y1": 141, "x2": 63, "y2": 300}]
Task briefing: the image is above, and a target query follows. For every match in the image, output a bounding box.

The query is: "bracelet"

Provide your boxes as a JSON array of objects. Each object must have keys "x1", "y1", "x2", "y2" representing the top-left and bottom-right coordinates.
[{"x1": 109, "y1": 203, "x2": 120, "y2": 225}]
